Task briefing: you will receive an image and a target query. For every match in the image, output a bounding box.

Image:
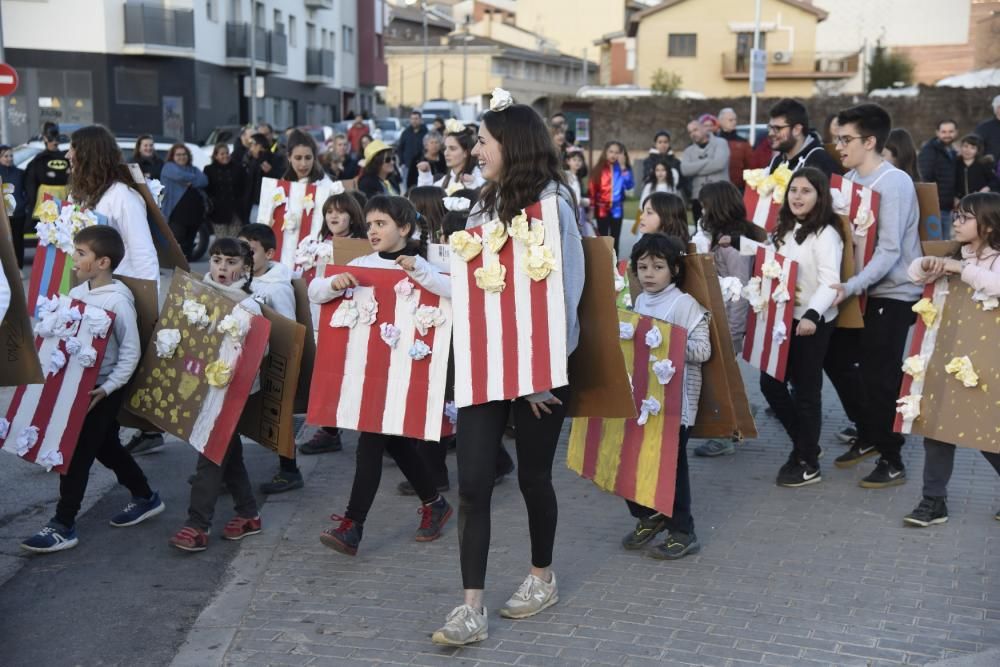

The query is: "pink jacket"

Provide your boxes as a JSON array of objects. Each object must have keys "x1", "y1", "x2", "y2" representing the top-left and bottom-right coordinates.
[{"x1": 908, "y1": 244, "x2": 1000, "y2": 297}]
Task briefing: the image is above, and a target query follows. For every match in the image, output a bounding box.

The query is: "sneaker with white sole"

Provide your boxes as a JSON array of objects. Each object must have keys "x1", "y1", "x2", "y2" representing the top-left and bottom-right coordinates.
[
  {"x1": 694, "y1": 439, "x2": 736, "y2": 457},
  {"x1": 109, "y1": 491, "x2": 165, "y2": 527},
  {"x1": 431, "y1": 605, "x2": 488, "y2": 646},
  {"x1": 21, "y1": 521, "x2": 79, "y2": 553},
  {"x1": 124, "y1": 431, "x2": 166, "y2": 456},
  {"x1": 499, "y1": 572, "x2": 559, "y2": 619},
  {"x1": 837, "y1": 426, "x2": 858, "y2": 443}
]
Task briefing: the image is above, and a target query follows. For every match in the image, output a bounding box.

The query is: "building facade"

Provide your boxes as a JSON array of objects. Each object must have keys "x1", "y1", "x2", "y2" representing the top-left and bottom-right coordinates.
[{"x1": 2, "y1": 0, "x2": 380, "y2": 144}]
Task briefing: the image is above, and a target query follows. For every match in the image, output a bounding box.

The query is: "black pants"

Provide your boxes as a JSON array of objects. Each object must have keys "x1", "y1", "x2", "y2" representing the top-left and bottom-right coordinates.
[
  {"x1": 55, "y1": 390, "x2": 152, "y2": 527},
  {"x1": 823, "y1": 327, "x2": 865, "y2": 428},
  {"x1": 10, "y1": 214, "x2": 25, "y2": 268},
  {"x1": 345, "y1": 433, "x2": 439, "y2": 523},
  {"x1": 412, "y1": 435, "x2": 513, "y2": 488},
  {"x1": 922, "y1": 438, "x2": 1000, "y2": 497},
  {"x1": 168, "y1": 189, "x2": 204, "y2": 258},
  {"x1": 855, "y1": 297, "x2": 916, "y2": 467},
  {"x1": 278, "y1": 454, "x2": 299, "y2": 473},
  {"x1": 187, "y1": 433, "x2": 258, "y2": 531},
  {"x1": 456, "y1": 386, "x2": 570, "y2": 590},
  {"x1": 626, "y1": 426, "x2": 694, "y2": 536},
  {"x1": 596, "y1": 216, "x2": 623, "y2": 256},
  {"x1": 760, "y1": 318, "x2": 835, "y2": 468}
]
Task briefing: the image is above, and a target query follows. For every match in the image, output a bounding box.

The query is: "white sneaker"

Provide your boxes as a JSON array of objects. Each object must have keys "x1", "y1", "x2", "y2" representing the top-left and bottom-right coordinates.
[
  {"x1": 431, "y1": 605, "x2": 488, "y2": 646},
  {"x1": 499, "y1": 572, "x2": 559, "y2": 619}
]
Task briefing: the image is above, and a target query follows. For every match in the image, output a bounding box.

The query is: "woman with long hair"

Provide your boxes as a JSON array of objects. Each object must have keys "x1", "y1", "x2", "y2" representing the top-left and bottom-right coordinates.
[
  {"x1": 431, "y1": 96, "x2": 585, "y2": 647},
  {"x1": 357, "y1": 140, "x2": 400, "y2": 199},
  {"x1": 882, "y1": 128, "x2": 919, "y2": 182},
  {"x1": 161, "y1": 142, "x2": 209, "y2": 258},
  {"x1": 132, "y1": 134, "x2": 164, "y2": 180},
  {"x1": 416, "y1": 121, "x2": 484, "y2": 192},
  {"x1": 282, "y1": 129, "x2": 332, "y2": 185},
  {"x1": 204, "y1": 142, "x2": 247, "y2": 238},
  {"x1": 67, "y1": 125, "x2": 158, "y2": 282}
]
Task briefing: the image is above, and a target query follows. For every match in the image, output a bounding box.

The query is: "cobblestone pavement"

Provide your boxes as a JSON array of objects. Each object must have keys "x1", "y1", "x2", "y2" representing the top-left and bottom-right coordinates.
[{"x1": 172, "y1": 366, "x2": 1000, "y2": 667}]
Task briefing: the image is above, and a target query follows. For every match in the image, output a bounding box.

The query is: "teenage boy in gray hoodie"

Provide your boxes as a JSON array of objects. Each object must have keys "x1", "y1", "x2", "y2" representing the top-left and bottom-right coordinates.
[
  {"x1": 21, "y1": 226, "x2": 164, "y2": 553},
  {"x1": 829, "y1": 104, "x2": 923, "y2": 488}
]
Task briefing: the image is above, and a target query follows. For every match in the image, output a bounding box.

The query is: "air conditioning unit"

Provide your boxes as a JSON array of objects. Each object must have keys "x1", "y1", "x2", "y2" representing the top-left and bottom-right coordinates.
[{"x1": 772, "y1": 50, "x2": 793, "y2": 65}]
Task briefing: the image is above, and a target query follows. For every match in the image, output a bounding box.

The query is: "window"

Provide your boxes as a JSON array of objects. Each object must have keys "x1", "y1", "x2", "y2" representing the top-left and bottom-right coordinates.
[
  {"x1": 198, "y1": 74, "x2": 212, "y2": 109},
  {"x1": 667, "y1": 33, "x2": 697, "y2": 58},
  {"x1": 229, "y1": 0, "x2": 240, "y2": 23},
  {"x1": 114, "y1": 67, "x2": 158, "y2": 106},
  {"x1": 274, "y1": 9, "x2": 282, "y2": 27},
  {"x1": 206, "y1": 0, "x2": 216, "y2": 21},
  {"x1": 306, "y1": 22, "x2": 316, "y2": 49},
  {"x1": 289, "y1": 15, "x2": 297, "y2": 47},
  {"x1": 343, "y1": 26, "x2": 354, "y2": 53}
]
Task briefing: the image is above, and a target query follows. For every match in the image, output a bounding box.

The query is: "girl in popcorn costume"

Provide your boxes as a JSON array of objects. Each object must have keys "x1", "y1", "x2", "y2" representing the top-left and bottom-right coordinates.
[
  {"x1": 902, "y1": 192, "x2": 1000, "y2": 528},
  {"x1": 416, "y1": 119, "x2": 485, "y2": 192},
  {"x1": 297, "y1": 193, "x2": 367, "y2": 456},
  {"x1": 170, "y1": 237, "x2": 264, "y2": 552},
  {"x1": 619, "y1": 234, "x2": 710, "y2": 560},
  {"x1": 307, "y1": 195, "x2": 453, "y2": 556}
]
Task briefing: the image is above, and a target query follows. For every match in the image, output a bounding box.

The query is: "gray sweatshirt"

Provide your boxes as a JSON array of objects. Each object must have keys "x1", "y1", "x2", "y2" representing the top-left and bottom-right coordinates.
[
  {"x1": 842, "y1": 162, "x2": 924, "y2": 302},
  {"x1": 67, "y1": 280, "x2": 140, "y2": 396}
]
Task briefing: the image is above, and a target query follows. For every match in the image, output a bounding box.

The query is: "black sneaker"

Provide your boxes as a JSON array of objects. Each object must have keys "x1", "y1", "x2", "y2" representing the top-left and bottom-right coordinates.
[
  {"x1": 621, "y1": 513, "x2": 668, "y2": 550},
  {"x1": 125, "y1": 431, "x2": 165, "y2": 456},
  {"x1": 415, "y1": 496, "x2": 453, "y2": 541},
  {"x1": 298, "y1": 429, "x2": 342, "y2": 455},
  {"x1": 320, "y1": 514, "x2": 363, "y2": 555},
  {"x1": 903, "y1": 496, "x2": 948, "y2": 527},
  {"x1": 648, "y1": 531, "x2": 700, "y2": 560},
  {"x1": 834, "y1": 441, "x2": 877, "y2": 468},
  {"x1": 859, "y1": 458, "x2": 906, "y2": 488},
  {"x1": 837, "y1": 426, "x2": 858, "y2": 443},
  {"x1": 776, "y1": 460, "x2": 821, "y2": 488},
  {"x1": 260, "y1": 470, "x2": 304, "y2": 494},
  {"x1": 397, "y1": 479, "x2": 450, "y2": 496}
]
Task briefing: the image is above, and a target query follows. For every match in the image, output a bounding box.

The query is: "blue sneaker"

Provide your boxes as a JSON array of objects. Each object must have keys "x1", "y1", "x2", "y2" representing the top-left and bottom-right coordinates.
[
  {"x1": 21, "y1": 521, "x2": 79, "y2": 553},
  {"x1": 109, "y1": 492, "x2": 165, "y2": 527}
]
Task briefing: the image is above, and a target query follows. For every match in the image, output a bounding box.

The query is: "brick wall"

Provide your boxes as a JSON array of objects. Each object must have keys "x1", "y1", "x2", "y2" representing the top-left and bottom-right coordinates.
[{"x1": 552, "y1": 85, "x2": 1000, "y2": 156}]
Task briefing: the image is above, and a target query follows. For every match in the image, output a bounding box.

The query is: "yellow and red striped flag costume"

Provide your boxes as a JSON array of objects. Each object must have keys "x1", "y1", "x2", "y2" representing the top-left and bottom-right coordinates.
[{"x1": 567, "y1": 309, "x2": 686, "y2": 516}]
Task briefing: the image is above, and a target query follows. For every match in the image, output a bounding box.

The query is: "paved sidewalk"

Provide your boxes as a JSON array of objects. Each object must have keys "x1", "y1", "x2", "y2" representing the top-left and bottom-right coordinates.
[{"x1": 173, "y1": 367, "x2": 1000, "y2": 667}]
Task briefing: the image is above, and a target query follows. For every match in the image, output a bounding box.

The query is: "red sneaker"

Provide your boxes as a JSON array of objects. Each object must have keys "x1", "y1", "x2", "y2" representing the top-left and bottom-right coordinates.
[
  {"x1": 222, "y1": 515, "x2": 262, "y2": 541},
  {"x1": 319, "y1": 514, "x2": 363, "y2": 555},
  {"x1": 170, "y1": 526, "x2": 209, "y2": 552}
]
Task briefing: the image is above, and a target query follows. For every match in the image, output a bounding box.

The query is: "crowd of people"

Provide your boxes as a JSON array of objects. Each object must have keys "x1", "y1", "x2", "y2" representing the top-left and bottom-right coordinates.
[{"x1": 3, "y1": 88, "x2": 1000, "y2": 649}]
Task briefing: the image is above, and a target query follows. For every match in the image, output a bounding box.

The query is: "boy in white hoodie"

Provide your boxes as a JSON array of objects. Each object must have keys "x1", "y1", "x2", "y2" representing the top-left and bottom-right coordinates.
[
  {"x1": 21, "y1": 226, "x2": 164, "y2": 554},
  {"x1": 238, "y1": 224, "x2": 302, "y2": 494}
]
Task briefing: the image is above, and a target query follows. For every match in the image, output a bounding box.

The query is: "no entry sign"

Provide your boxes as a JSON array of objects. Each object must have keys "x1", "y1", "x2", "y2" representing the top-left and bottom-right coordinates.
[{"x1": 0, "y1": 64, "x2": 19, "y2": 96}]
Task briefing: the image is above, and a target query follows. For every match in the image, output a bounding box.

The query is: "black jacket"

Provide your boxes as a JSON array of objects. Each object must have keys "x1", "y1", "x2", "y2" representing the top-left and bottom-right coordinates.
[
  {"x1": 954, "y1": 160, "x2": 999, "y2": 200},
  {"x1": 397, "y1": 125, "x2": 428, "y2": 168},
  {"x1": 768, "y1": 132, "x2": 841, "y2": 178},
  {"x1": 24, "y1": 148, "x2": 70, "y2": 217},
  {"x1": 917, "y1": 138, "x2": 956, "y2": 209},
  {"x1": 204, "y1": 160, "x2": 247, "y2": 225},
  {"x1": 134, "y1": 154, "x2": 164, "y2": 180},
  {"x1": 973, "y1": 118, "x2": 1000, "y2": 162},
  {"x1": 0, "y1": 163, "x2": 27, "y2": 217}
]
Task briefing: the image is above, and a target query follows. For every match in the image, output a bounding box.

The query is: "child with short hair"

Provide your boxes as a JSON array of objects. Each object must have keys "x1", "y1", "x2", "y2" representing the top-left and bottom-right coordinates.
[
  {"x1": 903, "y1": 192, "x2": 1000, "y2": 526},
  {"x1": 953, "y1": 134, "x2": 999, "y2": 207},
  {"x1": 169, "y1": 238, "x2": 264, "y2": 552},
  {"x1": 620, "y1": 234, "x2": 710, "y2": 559},
  {"x1": 638, "y1": 191, "x2": 689, "y2": 242},
  {"x1": 308, "y1": 195, "x2": 452, "y2": 555},
  {"x1": 21, "y1": 226, "x2": 164, "y2": 553},
  {"x1": 237, "y1": 224, "x2": 301, "y2": 494}
]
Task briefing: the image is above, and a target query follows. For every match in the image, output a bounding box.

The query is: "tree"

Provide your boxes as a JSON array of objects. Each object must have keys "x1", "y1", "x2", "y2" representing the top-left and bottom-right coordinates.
[
  {"x1": 650, "y1": 68, "x2": 683, "y2": 97},
  {"x1": 866, "y1": 40, "x2": 914, "y2": 92}
]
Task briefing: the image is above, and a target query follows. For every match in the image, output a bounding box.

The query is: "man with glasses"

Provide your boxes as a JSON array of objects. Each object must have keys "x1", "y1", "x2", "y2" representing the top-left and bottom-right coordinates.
[{"x1": 766, "y1": 98, "x2": 841, "y2": 178}]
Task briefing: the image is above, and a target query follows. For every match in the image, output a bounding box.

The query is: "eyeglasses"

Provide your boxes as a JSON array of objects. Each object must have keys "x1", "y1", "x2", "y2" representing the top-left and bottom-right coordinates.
[
  {"x1": 833, "y1": 135, "x2": 870, "y2": 146},
  {"x1": 953, "y1": 211, "x2": 976, "y2": 224},
  {"x1": 766, "y1": 124, "x2": 791, "y2": 134}
]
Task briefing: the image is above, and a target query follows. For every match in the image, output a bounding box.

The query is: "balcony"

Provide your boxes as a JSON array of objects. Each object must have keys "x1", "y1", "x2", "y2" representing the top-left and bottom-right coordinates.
[
  {"x1": 304, "y1": 0, "x2": 334, "y2": 8},
  {"x1": 123, "y1": 4, "x2": 194, "y2": 53},
  {"x1": 225, "y1": 23, "x2": 287, "y2": 73},
  {"x1": 721, "y1": 51, "x2": 860, "y2": 80},
  {"x1": 306, "y1": 48, "x2": 336, "y2": 83}
]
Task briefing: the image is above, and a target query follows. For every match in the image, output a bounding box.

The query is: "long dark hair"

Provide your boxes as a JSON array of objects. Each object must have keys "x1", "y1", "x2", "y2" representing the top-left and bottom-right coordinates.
[
  {"x1": 772, "y1": 167, "x2": 843, "y2": 249},
  {"x1": 442, "y1": 129, "x2": 477, "y2": 188},
  {"x1": 643, "y1": 191, "x2": 689, "y2": 242},
  {"x1": 955, "y1": 192, "x2": 1000, "y2": 258},
  {"x1": 477, "y1": 105, "x2": 568, "y2": 224},
  {"x1": 699, "y1": 181, "x2": 754, "y2": 247},
  {"x1": 208, "y1": 237, "x2": 255, "y2": 294},
  {"x1": 363, "y1": 148, "x2": 394, "y2": 179},
  {"x1": 132, "y1": 134, "x2": 155, "y2": 162},
  {"x1": 643, "y1": 156, "x2": 675, "y2": 189},
  {"x1": 407, "y1": 186, "x2": 448, "y2": 243},
  {"x1": 365, "y1": 195, "x2": 428, "y2": 258},
  {"x1": 592, "y1": 141, "x2": 631, "y2": 180},
  {"x1": 282, "y1": 129, "x2": 325, "y2": 182},
  {"x1": 68, "y1": 125, "x2": 137, "y2": 209},
  {"x1": 319, "y1": 193, "x2": 365, "y2": 240},
  {"x1": 883, "y1": 129, "x2": 918, "y2": 181}
]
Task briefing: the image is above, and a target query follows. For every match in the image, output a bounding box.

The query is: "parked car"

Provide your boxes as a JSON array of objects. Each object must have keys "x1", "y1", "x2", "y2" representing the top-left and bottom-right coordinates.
[{"x1": 374, "y1": 118, "x2": 402, "y2": 145}]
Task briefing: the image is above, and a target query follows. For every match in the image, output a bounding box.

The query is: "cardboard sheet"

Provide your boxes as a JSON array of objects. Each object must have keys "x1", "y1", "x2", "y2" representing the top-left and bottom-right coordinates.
[
  {"x1": 0, "y1": 199, "x2": 43, "y2": 385},
  {"x1": 128, "y1": 164, "x2": 190, "y2": 272},
  {"x1": 114, "y1": 276, "x2": 161, "y2": 432},
  {"x1": 916, "y1": 182, "x2": 943, "y2": 241},
  {"x1": 836, "y1": 216, "x2": 864, "y2": 329}
]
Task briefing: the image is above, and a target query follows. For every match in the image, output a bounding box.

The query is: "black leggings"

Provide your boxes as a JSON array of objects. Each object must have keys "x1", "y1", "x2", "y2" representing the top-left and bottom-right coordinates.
[
  {"x1": 456, "y1": 386, "x2": 570, "y2": 590},
  {"x1": 596, "y1": 216, "x2": 623, "y2": 256},
  {"x1": 345, "y1": 432, "x2": 438, "y2": 523}
]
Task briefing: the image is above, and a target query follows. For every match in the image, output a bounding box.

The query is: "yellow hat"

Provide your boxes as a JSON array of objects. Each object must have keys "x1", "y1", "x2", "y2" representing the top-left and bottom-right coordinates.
[{"x1": 364, "y1": 139, "x2": 392, "y2": 164}]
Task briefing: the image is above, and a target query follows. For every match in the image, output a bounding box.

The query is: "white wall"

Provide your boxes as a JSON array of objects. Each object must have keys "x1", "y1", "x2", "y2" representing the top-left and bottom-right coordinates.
[
  {"x1": 3, "y1": 0, "x2": 123, "y2": 52},
  {"x1": 336, "y1": 0, "x2": 359, "y2": 92}
]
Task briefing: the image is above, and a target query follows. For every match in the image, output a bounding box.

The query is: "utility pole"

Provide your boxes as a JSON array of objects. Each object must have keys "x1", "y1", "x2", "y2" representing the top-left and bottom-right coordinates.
[
  {"x1": 461, "y1": 20, "x2": 470, "y2": 102},
  {"x1": 748, "y1": 0, "x2": 763, "y2": 146},
  {"x1": 250, "y1": 1, "x2": 258, "y2": 125},
  {"x1": 0, "y1": 1, "x2": 8, "y2": 145},
  {"x1": 439, "y1": 59, "x2": 444, "y2": 98}
]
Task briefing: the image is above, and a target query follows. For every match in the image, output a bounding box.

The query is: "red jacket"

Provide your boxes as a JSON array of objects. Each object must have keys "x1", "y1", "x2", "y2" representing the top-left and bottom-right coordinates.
[
  {"x1": 347, "y1": 123, "x2": 370, "y2": 154},
  {"x1": 719, "y1": 130, "x2": 753, "y2": 189}
]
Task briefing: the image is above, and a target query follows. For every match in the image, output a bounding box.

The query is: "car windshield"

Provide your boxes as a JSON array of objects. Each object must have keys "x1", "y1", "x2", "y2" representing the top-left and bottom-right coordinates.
[
  {"x1": 376, "y1": 120, "x2": 396, "y2": 130},
  {"x1": 13, "y1": 145, "x2": 42, "y2": 165}
]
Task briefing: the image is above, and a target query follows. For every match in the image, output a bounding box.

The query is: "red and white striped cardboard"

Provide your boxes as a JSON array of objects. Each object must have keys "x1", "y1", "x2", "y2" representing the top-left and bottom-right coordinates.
[
  {"x1": 831, "y1": 174, "x2": 879, "y2": 309},
  {"x1": 744, "y1": 188, "x2": 780, "y2": 233},
  {"x1": 257, "y1": 178, "x2": 342, "y2": 271},
  {"x1": 307, "y1": 266, "x2": 453, "y2": 441},
  {"x1": 450, "y1": 196, "x2": 568, "y2": 408},
  {"x1": 742, "y1": 247, "x2": 798, "y2": 382}
]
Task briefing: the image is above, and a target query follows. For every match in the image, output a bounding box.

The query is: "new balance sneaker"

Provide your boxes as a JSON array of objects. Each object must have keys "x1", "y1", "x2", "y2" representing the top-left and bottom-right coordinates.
[
  {"x1": 621, "y1": 513, "x2": 668, "y2": 550},
  {"x1": 20, "y1": 521, "x2": 79, "y2": 553},
  {"x1": 397, "y1": 479, "x2": 450, "y2": 496},
  {"x1": 170, "y1": 526, "x2": 209, "y2": 552},
  {"x1": 124, "y1": 431, "x2": 166, "y2": 456},
  {"x1": 860, "y1": 459, "x2": 906, "y2": 488},
  {"x1": 223, "y1": 515, "x2": 262, "y2": 540},
  {"x1": 320, "y1": 514, "x2": 363, "y2": 555},
  {"x1": 648, "y1": 531, "x2": 701, "y2": 560},
  {"x1": 109, "y1": 491, "x2": 165, "y2": 527},
  {"x1": 415, "y1": 496, "x2": 453, "y2": 542},
  {"x1": 694, "y1": 439, "x2": 736, "y2": 457},
  {"x1": 903, "y1": 497, "x2": 948, "y2": 527},
  {"x1": 499, "y1": 572, "x2": 559, "y2": 619},
  {"x1": 298, "y1": 428, "x2": 343, "y2": 455},
  {"x1": 776, "y1": 461, "x2": 822, "y2": 488},
  {"x1": 260, "y1": 470, "x2": 304, "y2": 494},
  {"x1": 837, "y1": 426, "x2": 858, "y2": 443},
  {"x1": 431, "y1": 605, "x2": 489, "y2": 646},
  {"x1": 834, "y1": 441, "x2": 877, "y2": 468}
]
